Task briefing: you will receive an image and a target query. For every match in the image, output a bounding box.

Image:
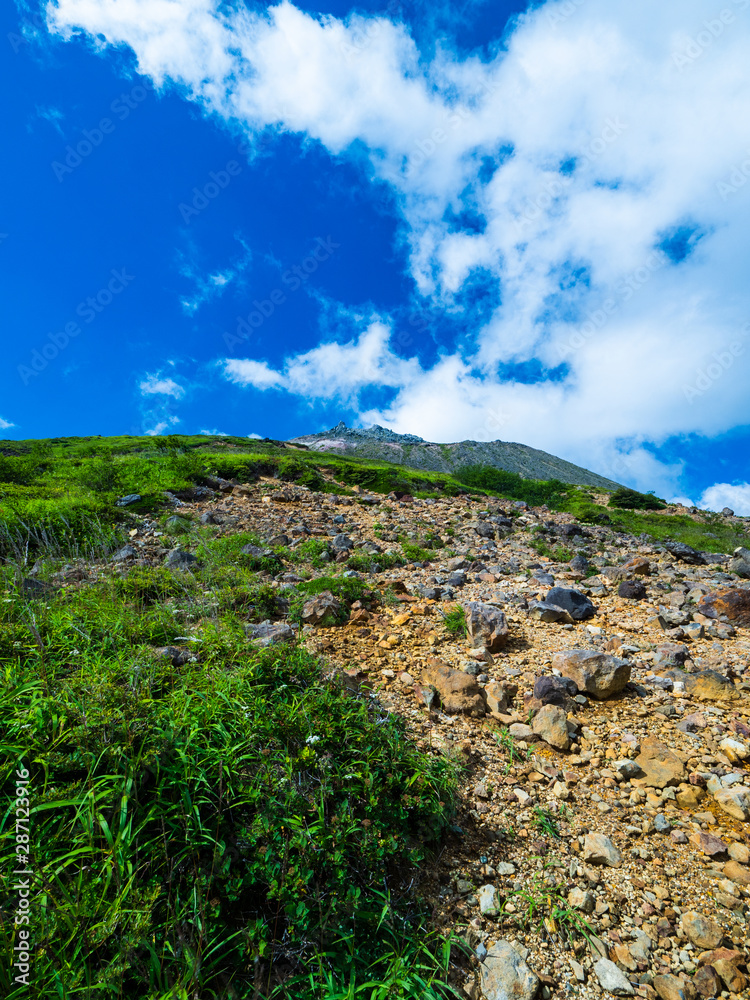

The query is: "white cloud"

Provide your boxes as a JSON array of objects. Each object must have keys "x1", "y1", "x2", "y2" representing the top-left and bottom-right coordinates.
[
  {"x1": 145, "y1": 416, "x2": 180, "y2": 436},
  {"x1": 199, "y1": 427, "x2": 228, "y2": 435},
  {"x1": 47, "y1": 0, "x2": 750, "y2": 495},
  {"x1": 224, "y1": 358, "x2": 286, "y2": 390},
  {"x1": 139, "y1": 373, "x2": 186, "y2": 399},
  {"x1": 0, "y1": 416, "x2": 15, "y2": 430},
  {"x1": 699, "y1": 482, "x2": 750, "y2": 517}
]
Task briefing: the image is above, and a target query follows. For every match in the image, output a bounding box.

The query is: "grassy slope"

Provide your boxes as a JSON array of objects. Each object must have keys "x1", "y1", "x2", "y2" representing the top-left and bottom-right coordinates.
[{"x1": 1, "y1": 434, "x2": 748, "y2": 557}]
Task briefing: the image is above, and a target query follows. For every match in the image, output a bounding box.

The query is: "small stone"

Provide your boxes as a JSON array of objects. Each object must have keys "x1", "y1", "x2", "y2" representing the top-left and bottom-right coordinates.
[
  {"x1": 164, "y1": 548, "x2": 198, "y2": 570},
  {"x1": 618, "y1": 579, "x2": 647, "y2": 600},
  {"x1": 689, "y1": 831, "x2": 728, "y2": 857},
  {"x1": 582, "y1": 833, "x2": 622, "y2": 867},
  {"x1": 112, "y1": 544, "x2": 137, "y2": 561},
  {"x1": 422, "y1": 658, "x2": 486, "y2": 716},
  {"x1": 681, "y1": 911, "x2": 723, "y2": 950},
  {"x1": 463, "y1": 602, "x2": 510, "y2": 652},
  {"x1": 567, "y1": 887, "x2": 595, "y2": 913},
  {"x1": 692, "y1": 964, "x2": 721, "y2": 998},
  {"x1": 728, "y1": 842, "x2": 750, "y2": 864},
  {"x1": 531, "y1": 704, "x2": 571, "y2": 750},
  {"x1": 634, "y1": 736, "x2": 686, "y2": 789},
  {"x1": 478, "y1": 884, "x2": 501, "y2": 916},
  {"x1": 723, "y1": 860, "x2": 750, "y2": 886},
  {"x1": 713, "y1": 786, "x2": 750, "y2": 821},
  {"x1": 712, "y1": 958, "x2": 746, "y2": 992},
  {"x1": 593, "y1": 958, "x2": 634, "y2": 995},
  {"x1": 480, "y1": 940, "x2": 540, "y2": 1000},
  {"x1": 653, "y1": 973, "x2": 698, "y2": 1000}
]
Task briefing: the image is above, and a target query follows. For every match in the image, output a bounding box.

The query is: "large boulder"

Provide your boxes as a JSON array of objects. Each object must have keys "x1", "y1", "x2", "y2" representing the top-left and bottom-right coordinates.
[
  {"x1": 422, "y1": 658, "x2": 486, "y2": 716},
  {"x1": 480, "y1": 941, "x2": 540, "y2": 1000},
  {"x1": 463, "y1": 602, "x2": 509, "y2": 652},
  {"x1": 545, "y1": 587, "x2": 597, "y2": 621},
  {"x1": 552, "y1": 650, "x2": 630, "y2": 699},
  {"x1": 697, "y1": 588, "x2": 750, "y2": 627},
  {"x1": 634, "y1": 737, "x2": 686, "y2": 788}
]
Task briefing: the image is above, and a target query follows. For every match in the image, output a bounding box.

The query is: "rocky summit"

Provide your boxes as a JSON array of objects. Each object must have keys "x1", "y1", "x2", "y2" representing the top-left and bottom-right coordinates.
[
  {"x1": 91, "y1": 467, "x2": 750, "y2": 1000},
  {"x1": 290, "y1": 422, "x2": 623, "y2": 489}
]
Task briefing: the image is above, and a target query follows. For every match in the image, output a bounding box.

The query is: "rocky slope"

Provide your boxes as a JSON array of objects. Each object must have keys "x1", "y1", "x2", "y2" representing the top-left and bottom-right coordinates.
[
  {"x1": 289, "y1": 422, "x2": 623, "y2": 490},
  {"x1": 93, "y1": 477, "x2": 750, "y2": 1000}
]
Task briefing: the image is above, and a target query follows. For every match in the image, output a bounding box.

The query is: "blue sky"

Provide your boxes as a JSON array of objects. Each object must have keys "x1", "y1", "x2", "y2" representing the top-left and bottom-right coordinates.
[{"x1": 1, "y1": 0, "x2": 750, "y2": 513}]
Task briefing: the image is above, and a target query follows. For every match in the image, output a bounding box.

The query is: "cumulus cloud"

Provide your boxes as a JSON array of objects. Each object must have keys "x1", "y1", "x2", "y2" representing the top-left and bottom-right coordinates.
[
  {"x1": 700, "y1": 482, "x2": 750, "y2": 517},
  {"x1": 47, "y1": 0, "x2": 750, "y2": 494},
  {"x1": 0, "y1": 416, "x2": 15, "y2": 430},
  {"x1": 139, "y1": 373, "x2": 186, "y2": 399},
  {"x1": 224, "y1": 358, "x2": 286, "y2": 390}
]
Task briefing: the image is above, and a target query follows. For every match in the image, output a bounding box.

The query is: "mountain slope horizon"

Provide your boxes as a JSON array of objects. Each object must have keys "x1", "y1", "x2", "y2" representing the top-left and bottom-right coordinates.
[{"x1": 290, "y1": 422, "x2": 623, "y2": 491}]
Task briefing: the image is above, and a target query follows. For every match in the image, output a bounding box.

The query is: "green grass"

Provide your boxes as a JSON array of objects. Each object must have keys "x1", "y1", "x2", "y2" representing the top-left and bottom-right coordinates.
[
  {"x1": 0, "y1": 572, "x2": 461, "y2": 998},
  {"x1": 529, "y1": 540, "x2": 574, "y2": 562},
  {"x1": 440, "y1": 607, "x2": 467, "y2": 638},
  {"x1": 2, "y1": 435, "x2": 748, "y2": 560}
]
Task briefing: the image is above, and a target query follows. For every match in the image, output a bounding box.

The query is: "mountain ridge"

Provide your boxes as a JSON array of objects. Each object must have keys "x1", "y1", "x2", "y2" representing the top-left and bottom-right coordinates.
[{"x1": 290, "y1": 421, "x2": 622, "y2": 491}]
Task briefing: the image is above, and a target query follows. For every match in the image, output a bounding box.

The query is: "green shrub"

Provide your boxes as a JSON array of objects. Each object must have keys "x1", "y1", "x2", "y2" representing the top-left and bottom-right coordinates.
[
  {"x1": 608, "y1": 487, "x2": 667, "y2": 510},
  {"x1": 455, "y1": 465, "x2": 572, "y2": 509}
]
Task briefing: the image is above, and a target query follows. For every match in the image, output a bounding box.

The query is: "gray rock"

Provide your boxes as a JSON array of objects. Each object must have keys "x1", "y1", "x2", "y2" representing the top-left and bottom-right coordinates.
[
  {"x1": 545, "y1": 587, "x2": 597, "y2": 621},
  {"x1": 331, "y1": 533, "x2": 354, "y2": 551},
  {"x1": 618, "y1": 579, "x2": 647, "y2": 600},
  {"x1": 164, "y1": 548, "x2": 198, "y2": 570},
  {"x1": 300, "y1": 591, "x2": 343, "y2": 625},
  {"x1": 533, "y1": 675, "x2": 578, "y2": 710},
  {"x1": 593, "y1": 958, "x2": 634, "y2": 995},
  {"x1": 478, "y1": 884, "x2": 500, "y2": 916},
  {"x1": 664, "y1": 541, "x2": 704, "y2": 564},
  {"x1": 247, "y1": 620, "x2": 296, "y2": 648},
  {"x1": 112, "y1": 544, "x2": 137, "y2": 561},
  {"x1": 241, "y1": 543, "x2": 275, "y2": 559},
  {"x1": 115, "y1": 493, "x2": 141, "y2": 507},
  {"x1": 552, "y1": 649, "x2": 630, "y2": 699},
  {"x1": 528, "y1": 601, "x2": 573, "y2": 623},
  {"x1": 463, "y1": 601, "x2": 509, "y2": 652},
  {"x1": 480, "y1": 941, "x2": 540, "y2": 1000}
]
